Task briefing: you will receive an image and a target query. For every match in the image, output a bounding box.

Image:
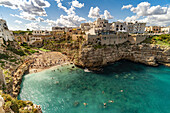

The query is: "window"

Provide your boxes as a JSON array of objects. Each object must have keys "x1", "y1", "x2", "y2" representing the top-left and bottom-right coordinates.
[{"x1": 103, "y1": 37, "x2": 106, "y2": 40}]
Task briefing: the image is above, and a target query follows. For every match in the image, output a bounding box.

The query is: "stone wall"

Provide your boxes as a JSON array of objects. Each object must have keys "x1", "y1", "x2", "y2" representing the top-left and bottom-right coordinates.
[
  {"x1": 128, "y1": 34, "x2": 147, "y2": 44},
  {"x1": 74, "y1": 42, "x2": 170, "y2": 69},
  {"x1": 72, "y1": 34, "x2": 86, "y2": 41}
]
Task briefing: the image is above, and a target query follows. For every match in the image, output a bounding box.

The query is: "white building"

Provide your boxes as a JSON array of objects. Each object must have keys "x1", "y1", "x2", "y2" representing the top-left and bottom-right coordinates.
[
  {"x1": 127, "y1": 21, "x2": 146, "y2": 34},
  {"x1": 85, "y1": 18, "x2": 112, "y2": 35},
  {"x1": 161, "y1": 27, "x2": 170, "y2": 34},
  {"x1": 80, "y1": 23, "x2": 91, "y2": 32},
  {"x1": 111, "y1": 21, "x2": 146, "y2": 33},
  {"x1": 0, "y1": 19, "x2": 14, "y2": 46},
  {"x1": 112, "y1": 22, "x2": 127, "y2": 32},
  {"x1": 32, "y1": 30, "x2": 51, "y2": 36}
]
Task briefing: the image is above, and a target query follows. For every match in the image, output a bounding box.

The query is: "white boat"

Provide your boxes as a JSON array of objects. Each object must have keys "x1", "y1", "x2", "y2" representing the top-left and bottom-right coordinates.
[{"x1": 84, "y1": 68, "x2": 91, "y2": 72}]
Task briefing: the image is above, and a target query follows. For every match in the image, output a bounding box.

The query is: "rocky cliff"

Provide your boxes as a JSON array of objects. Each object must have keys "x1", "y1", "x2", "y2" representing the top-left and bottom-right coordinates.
[{"x1": 74, "y1": 42, "x2": 170, "y2": 69}]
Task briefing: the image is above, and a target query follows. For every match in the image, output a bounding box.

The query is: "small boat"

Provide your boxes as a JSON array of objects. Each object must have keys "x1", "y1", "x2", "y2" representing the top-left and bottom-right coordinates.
[{"x1": 84, "y1": 68, "x2": 91, "y2": 72}]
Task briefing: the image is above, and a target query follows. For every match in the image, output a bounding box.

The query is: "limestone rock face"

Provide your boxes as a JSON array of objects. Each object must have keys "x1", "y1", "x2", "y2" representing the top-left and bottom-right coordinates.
[
  {"x1": 74, "y1": 43, "x2": 170, "y2": 69},
  {"x1": 0, "y1": 95, "x2": 5, "y2": 113}
]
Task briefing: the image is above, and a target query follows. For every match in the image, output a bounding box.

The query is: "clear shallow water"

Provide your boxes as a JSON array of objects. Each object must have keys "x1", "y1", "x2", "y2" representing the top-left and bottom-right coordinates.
[{"x1": 18, "y1": 60, "x2": 170, "y2": 113}]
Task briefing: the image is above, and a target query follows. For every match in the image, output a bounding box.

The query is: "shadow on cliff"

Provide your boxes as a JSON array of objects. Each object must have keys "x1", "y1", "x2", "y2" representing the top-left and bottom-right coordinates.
[{"x1": 95, "y1": 60, "x2": 158, "y2": 76}]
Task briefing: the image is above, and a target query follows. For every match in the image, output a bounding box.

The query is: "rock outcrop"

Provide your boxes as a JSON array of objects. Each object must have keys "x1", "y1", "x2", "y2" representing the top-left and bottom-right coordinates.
[
  {"x1": 12, "y1": 59, "x2": 33, "y2": 97},
  {"x1": 0, "y1": 95, "x2": 5, "y2": 113},
  {"x1": 74, "y1": 43, "x2": 170, "y2": 69}
]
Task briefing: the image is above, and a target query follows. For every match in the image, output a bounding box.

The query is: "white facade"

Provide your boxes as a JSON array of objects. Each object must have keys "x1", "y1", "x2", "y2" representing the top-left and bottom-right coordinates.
[
  {"x1": 112, "y1": 22, "x2": 127, "y2": 32},
  {"x1": 0, "y1": 19, "x2": 14, "y2": 45},
  {"x1": 85, "y1": 18, "x2": 112, "y2": 35},
  {"x1": 32, "y1": 30, "x2": 51, "y2": 35},
  {"x1": 80, "y1": 23, "x2": 91, "y2": 31},
  {"x1": 161, "y1": 27, "x2": 170, "y2": 34},
  {"x1": 111, "y1": 21, "x2": 146, "y2": 33},
  {"x1": 127, "y1": 21, "x2": 146, "y2": 33}
]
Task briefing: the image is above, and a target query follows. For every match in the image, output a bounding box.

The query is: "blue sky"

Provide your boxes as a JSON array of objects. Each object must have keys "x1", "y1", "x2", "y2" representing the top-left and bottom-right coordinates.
[{"x1": 0, "y1": 0, "x2": 170, "y2": 30}]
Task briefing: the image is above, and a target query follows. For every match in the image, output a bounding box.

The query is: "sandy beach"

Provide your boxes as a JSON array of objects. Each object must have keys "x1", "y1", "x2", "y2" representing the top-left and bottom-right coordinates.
[{"x1": 28, "y1": 51, "x2": 72, "y2": 74}]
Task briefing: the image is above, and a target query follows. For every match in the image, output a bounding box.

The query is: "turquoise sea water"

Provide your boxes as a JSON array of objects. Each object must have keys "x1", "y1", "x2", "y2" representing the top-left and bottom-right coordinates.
[{"x1": 18, "y1": 60, "x2": 170, "y2": 113}]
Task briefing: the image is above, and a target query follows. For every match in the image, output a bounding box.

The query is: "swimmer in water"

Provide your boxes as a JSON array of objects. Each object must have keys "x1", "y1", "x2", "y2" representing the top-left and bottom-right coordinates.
[
  {"x1": 83, "y1": 103, "x2": 87, "y2": 106},
  {"x1": 108, "y1": 100, "x2": 114, "y2": 103},
  {"x1": 103, "y1": 103, "x2": 107, "y2": 108}
]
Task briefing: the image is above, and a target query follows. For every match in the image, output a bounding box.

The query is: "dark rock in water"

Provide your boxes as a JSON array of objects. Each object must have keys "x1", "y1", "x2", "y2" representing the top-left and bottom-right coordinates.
[
  {"x1": 72, "y1": 92, "x2": 76, "y2": 96},
  {"x1": 83, "y1": 87, "x2": 87, "y2": 90},
  {"x1": 74, "y1": 101, "x2": 79, "y2": 107}
]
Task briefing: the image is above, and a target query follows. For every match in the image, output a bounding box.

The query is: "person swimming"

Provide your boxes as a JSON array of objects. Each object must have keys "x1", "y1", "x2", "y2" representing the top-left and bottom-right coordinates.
[
  {"x1": 108, "y1": 100, "x2": 114, "y2": 103},
  {"x1": 83, "y1": 103, "x2": 87, "y2": 106}
]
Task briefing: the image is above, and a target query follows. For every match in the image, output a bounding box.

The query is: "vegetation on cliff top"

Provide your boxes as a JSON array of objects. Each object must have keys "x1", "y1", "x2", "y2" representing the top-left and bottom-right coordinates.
[
  {"x1": 143, "y1": 34, "x2": 170, "y2": 47},
  {"x1": 1, "y1": 94, "x2": 39, "y2": 113},
  {"x1": 13, "y1": 30, "x2": 33, "y2": 35}
]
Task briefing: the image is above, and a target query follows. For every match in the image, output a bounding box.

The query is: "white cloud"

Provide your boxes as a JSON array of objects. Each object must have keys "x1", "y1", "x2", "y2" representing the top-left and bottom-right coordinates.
[
  {"x1": 104, "y1": 10, "x2": 113, "y2": 19},
  {"x1": 56, "y1": 14, "x2": 86, "y2": 27},
  {"x1": 10, "y1": 12, "x2": 37, "y2": 21},
  {"x1": 139, "y1": 7, "x2": 170, "y2": 26},
  {"x1": 88, "y1": 7, "x2": 101, "y2": 19},
  {"x1": 122, "y1": 4, "x2": 133, "y2": 10},
  {"x1": 58, "y1": 2, "x2": 75, "y2": 15},
  {"x1": 0, "y1": 0, "x2": 50, "y2": 21},
  {"x1": 26, "y1": 22, "x2": 51, "y2": 30},
  {"x1": 123, "y1": 2, "x2": 170, "y2": 26},
  {"x1": 55, "y1": 0, "x2": 62, "y2": 3},
  {"x1": 72, "y1": 0, "x2": 84, "y2": 8},
  {"x1": 26, "y1": 22, "x2": 40, "y2": 30},
  {"x1": 53, "y1": 0, "x2": 86, "y2": 27},
  {"x1": 37, "y1": 17, "x2": 45, "y2": 22},
  {"x1": 125, "y1": 15, "x2": 139, "y2": 22},
  {"x1": 88, "y1": 7, "x2": 113, "y2": 20},
  {"x1": 15, "y1": 20, "x2": 22, "y2": 24},
  {"x1": 0, "y1": 0, "x2": 18, "y2": 9},
  {"x1": 130, "y1": 2, "x2": 168, "y2": 16}
]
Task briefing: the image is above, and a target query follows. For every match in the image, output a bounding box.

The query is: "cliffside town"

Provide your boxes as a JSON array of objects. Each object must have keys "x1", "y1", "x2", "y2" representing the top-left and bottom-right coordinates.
[{"x1": 0, "y1": 18, "x2": 170, "y2": 112}]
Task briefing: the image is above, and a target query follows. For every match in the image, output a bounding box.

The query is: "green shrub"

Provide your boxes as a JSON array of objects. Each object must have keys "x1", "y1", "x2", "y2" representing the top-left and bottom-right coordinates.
[
  {"x1": 2, "y1": 94, "x2": 38, "y2": 113},
  {"x1": 0, "y1": 53, "x2": 10, "y2": 60},
  {"x1": 6, "y1": 46, "x2": 26, "y2": 56},
  {"x1": 3, "y1": 101, "x2": 11, "y2": 112},
  {"x1": 11, "y1": 99, "x2": 19, "y2": 113}
]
